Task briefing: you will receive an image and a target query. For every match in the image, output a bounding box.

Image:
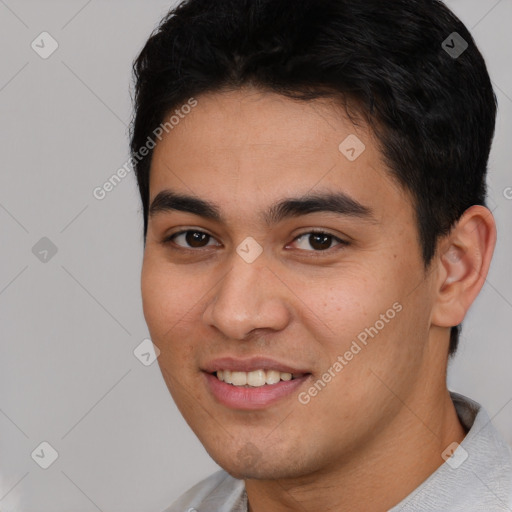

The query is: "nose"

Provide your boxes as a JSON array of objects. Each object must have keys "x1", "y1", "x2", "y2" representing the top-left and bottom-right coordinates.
[{"x1": 202, "y1": 252, "x2": 291, "y2": 340}]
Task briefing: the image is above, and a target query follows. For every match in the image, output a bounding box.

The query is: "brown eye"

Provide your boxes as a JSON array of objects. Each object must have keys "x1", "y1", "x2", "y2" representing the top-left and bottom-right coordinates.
[
  {"x1": 292, "y1": 231, "x2": 346, "y2": 252},
  {"x1": 308, "y1": 233, "x2": 333, "y2": 251},
  {"x1": 165, "y1": 230, "x2": 219, "y2": 249}
]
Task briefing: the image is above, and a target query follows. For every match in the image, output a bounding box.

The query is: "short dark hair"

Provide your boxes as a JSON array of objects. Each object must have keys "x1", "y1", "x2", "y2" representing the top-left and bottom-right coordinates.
[{"x1": 129, "y1": 0, "x2": 497, "y2": 356}]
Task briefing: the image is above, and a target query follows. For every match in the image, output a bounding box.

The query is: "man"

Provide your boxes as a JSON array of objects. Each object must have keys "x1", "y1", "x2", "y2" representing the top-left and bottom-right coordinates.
[{"x1": 129, "y1": 0, "x2": 512, "y2": 510}]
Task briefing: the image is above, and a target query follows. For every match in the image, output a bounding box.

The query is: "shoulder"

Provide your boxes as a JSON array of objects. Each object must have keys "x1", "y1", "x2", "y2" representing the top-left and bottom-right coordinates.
[
  {"x1": 390, "y1": 392, "x2": 512, "y2": 511},
  {"x1": 163, "y1": 470, "x2": 246, "y2": 512}
]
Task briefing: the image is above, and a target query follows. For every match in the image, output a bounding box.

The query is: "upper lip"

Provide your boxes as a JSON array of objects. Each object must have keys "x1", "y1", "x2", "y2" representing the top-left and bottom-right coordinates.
[{"x1": 202, "y1": 356, "x2": 310, "y2": 375}]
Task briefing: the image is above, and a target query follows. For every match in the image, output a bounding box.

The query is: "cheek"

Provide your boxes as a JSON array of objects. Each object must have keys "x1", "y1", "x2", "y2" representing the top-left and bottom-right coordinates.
[
  {"x1": 318, "y1": 272, "x2": 392, "y2": 330},
  {"x1": 141, "y1": 260, "x2": 202, "y2": 385},
  {"x1": 314, "y1": 265, "x2": 415, "y2": 368},
  {"x1": 141, "y1": 256, "x2": 200, "y2": 340}
]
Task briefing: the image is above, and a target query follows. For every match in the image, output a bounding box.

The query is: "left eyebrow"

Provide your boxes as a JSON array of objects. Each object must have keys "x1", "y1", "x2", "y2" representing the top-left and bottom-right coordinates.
[
  {"x1": 263, "y1": 189, "x2": 377, "y2": 226},
  {"x1": 148, "y1": 188, "x2": 378, "y2": 226}
]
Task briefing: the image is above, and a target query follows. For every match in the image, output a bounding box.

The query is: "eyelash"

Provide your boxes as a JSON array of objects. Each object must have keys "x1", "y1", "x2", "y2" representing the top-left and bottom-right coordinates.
[{"x1": 161, "y1": 229, "x2": 349, "y2": 256}]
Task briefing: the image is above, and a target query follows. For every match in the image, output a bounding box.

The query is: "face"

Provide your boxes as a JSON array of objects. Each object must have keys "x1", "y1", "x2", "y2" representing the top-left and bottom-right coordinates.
[{"x1": 141, "y1": 87, "x2": 442, "y2": 480}]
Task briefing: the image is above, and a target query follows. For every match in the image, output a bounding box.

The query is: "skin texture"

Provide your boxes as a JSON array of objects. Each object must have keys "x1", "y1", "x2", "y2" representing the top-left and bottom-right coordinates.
[{"x1": 141, "y1": 87, "x2": 496, "y2": 511}]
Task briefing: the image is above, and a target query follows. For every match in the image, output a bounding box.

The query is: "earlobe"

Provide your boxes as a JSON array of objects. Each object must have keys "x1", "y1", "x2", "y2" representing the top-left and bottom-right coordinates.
[{"x1": 431, "y1": 205, "x2": 496, "y2": 328}]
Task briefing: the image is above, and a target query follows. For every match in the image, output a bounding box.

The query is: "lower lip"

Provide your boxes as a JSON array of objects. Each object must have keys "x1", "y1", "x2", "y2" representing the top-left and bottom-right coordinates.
[{"x1": 204, "y1": 372, "x2": 310, "y2": 410}]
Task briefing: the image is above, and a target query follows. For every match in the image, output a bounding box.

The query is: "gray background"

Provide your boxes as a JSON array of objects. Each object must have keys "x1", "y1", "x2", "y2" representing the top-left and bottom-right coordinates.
[{"x1": 0, "y1": 1, "x2": 511, "y2": 511}]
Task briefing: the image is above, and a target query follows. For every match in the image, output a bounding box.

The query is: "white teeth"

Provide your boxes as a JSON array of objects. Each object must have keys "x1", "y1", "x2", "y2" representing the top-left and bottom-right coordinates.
[
  {"x1": 265, "y1": 370, "x2": 281, "y2": 385},
  {"x1": 247, "y1": 370, "x2": 266, "y2": 387},
  {"x1": 216, "y1": 369, "x2": 296, "y2": 387},
  {"x1": 231, "y1": 371, "x2": 247, "y2": 386}
]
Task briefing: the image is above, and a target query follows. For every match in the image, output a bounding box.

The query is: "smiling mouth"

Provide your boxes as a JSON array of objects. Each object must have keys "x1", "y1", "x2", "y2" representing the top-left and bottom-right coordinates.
[{"x1": 214, "y1": 369, "x2": 307, "y2": 387}]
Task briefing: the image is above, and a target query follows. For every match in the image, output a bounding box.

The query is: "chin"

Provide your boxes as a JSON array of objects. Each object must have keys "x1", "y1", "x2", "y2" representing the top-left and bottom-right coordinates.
[
  {"x1": 208, "y1": 442, "x2": 313, "y2": 481},
  {"x1": 223, "y1": 462, "x2": 300, "y2": 481}
]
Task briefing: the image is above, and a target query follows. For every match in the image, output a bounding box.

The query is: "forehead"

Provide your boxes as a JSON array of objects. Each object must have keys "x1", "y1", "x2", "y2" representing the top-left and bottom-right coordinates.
[{"x1": 149, "y1": 88, "x2": 411, "y2": 225}]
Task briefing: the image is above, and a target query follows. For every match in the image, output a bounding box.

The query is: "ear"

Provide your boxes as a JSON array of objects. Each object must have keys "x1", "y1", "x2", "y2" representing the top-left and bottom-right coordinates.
[{"x1": 431, "y1": 205, "x2": 497, "y2": 328}]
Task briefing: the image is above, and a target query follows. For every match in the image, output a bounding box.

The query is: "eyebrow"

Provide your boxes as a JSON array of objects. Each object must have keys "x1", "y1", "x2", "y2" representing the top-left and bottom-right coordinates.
[{"x1": 148, "y1": 188, "x2": 377, "y2": 226}]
